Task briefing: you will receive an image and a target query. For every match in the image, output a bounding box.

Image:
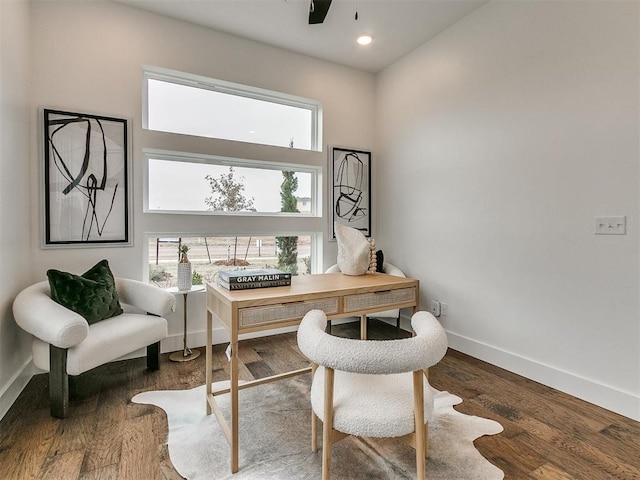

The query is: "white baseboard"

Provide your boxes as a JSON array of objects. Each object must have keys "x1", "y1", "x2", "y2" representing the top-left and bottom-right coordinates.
[
  {"x1": 160, "y1": 315, "x2": 640, "y2": 420},
  {"x1": 160, "y1": 317, "x2": 360, "y2": 354},
  {"x1": 0, "y1": 358, "x2": 33, "y2": 421},
  {"x1": 446, "y1": 331, "x2": 640, "y2": 422},
  {"x1": 8, "y1": 323, "x2": 636, "y2": 422},
  {"x1": 161, "y1": 326, "x2": 299, "y2": 354}
]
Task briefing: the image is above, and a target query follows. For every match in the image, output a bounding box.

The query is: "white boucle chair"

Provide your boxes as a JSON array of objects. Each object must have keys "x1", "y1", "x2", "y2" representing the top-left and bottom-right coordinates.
[
  {"x1": 325, "y1": 262, "x2": 407, "y2": 336},
  {"x1": 13, "y1": 278, "x2": 176, "y2": 418},
  {"x1": 297, "y1": 309, "x2": 448, "y2": 480}
]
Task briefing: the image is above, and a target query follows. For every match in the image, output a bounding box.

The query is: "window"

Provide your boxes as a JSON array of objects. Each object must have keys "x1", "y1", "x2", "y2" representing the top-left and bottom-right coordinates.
[
  {"x1": 143, "y1": 66, "x2": 322, "y2": 151},
  {"x1": 149, "y1": 236, "x2": 314, "y2": 288},
  {"x1": 142, "y1": 67, "x2": 324, "y2": 280},
  {"x1": 145, "y1": 150, "x2": 319, "y2": 215}
]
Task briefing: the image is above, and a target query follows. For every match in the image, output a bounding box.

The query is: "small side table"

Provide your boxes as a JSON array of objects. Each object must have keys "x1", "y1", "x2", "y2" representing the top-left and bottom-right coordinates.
[{"x1": 167, "y1": 285, "x2": 205, "y2": 362}]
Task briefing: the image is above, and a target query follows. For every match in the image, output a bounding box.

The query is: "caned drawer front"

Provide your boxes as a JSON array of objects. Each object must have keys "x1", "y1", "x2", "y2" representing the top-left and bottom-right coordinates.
[
  {"x1": 344, "y1": 288, "x2": 416, "y2": 313},
  {"x1": 239, "y1": 297, "x2": 339, "y2": 328}
]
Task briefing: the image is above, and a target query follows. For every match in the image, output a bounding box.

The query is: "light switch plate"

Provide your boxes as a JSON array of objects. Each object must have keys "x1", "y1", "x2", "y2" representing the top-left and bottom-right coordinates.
[{"x1": 594, "y1": 216, "x2": 626, "y2": 235}]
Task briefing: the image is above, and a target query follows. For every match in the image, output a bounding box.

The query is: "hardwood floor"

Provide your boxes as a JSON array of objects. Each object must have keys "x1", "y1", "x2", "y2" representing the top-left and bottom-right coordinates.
[{"x1": 1, "y1": 319, "x2": 638, "y2": 479}]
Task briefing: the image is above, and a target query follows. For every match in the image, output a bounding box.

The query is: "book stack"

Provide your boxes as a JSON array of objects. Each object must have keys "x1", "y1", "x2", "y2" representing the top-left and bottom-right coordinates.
[{"x1": 217, "y1": 268, "x2": 292, "y2": 291}]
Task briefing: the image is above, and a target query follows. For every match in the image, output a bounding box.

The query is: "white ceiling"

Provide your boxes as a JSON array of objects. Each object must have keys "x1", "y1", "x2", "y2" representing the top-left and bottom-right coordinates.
[{"x1": 117, "y1": 0, "x2": 488, "y2": 73}]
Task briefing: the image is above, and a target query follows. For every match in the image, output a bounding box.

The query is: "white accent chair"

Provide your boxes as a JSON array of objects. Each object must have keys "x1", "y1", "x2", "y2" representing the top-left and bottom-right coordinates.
[
  {"x1": 297, "y1": 309, "x2": 448, "y2": 480},
  {"x1": 13, "y1": 278, "x2": 176, "y2": 418},
  {"x1": 325, "y1": 262, "x2": 407, "y2": 335}
]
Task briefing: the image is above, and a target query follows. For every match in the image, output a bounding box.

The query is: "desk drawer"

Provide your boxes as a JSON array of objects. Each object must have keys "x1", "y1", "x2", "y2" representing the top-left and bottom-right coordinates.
[
  {"x1": 344, "y1": 288, "x2": 416, "y2": 313},
  {"x1": 239, "y1": 297, "x2": 339, "y2": 328}
]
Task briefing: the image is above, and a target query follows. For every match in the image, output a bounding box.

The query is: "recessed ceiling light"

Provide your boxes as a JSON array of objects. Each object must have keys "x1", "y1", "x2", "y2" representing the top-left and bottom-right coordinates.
[{"x1": 356, "y1": 34, "x2": 373, "y2": 46}]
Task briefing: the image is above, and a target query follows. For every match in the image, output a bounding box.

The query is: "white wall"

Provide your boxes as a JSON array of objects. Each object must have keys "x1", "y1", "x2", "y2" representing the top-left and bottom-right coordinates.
[
  {"x1": 28, "y1": 1, "x2": 375, "y2": 354},
  {"x1": 0, "y1": 0, "x2": 34, "y2": 419},
  {"x1": 6, "y1": 0, "x2": 637, "y2": 423},
  {"x1": 376, "y1": 1, "x2": 639, "y2": 420}
]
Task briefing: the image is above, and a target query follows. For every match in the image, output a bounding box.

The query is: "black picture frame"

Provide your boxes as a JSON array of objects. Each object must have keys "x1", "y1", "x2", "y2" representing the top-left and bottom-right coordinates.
[
  {"x1": 329, "y1": 146, "x2": 371, "y2": 239},
  {"x1": 43, "y1": 109, "x2": 130, "y2": 247}
]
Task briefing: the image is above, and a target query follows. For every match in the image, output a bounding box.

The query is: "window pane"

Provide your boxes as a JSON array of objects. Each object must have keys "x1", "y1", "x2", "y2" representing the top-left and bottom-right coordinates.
[
  {"x1": 146, "y1": 76, "x2": 318, "y2": 150},
  {"x1": 149, "y1": 236, "x2": 313, "y2": 288},
  {"x1": 147, "y1": 157, "x2": 313, "y2": 214}
]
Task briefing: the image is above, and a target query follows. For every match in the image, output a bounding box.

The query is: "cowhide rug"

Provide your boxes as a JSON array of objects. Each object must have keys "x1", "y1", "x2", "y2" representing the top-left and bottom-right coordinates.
[{"x1": 133, "y1": 377, "x2": 503, "y2": 479}]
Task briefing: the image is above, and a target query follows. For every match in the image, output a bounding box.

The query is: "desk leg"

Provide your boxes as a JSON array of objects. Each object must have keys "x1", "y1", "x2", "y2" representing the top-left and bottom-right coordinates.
[
  {"x1": 230, "y1": 337, "x2": 239, "y2": 473},
  {"x1": 206, "y1": 311, "x2": 212, "y2": 415}
]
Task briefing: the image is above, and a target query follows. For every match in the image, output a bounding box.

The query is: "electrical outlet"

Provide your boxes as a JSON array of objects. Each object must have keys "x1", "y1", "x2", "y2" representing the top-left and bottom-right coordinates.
[
  {"x1": 440, "y1": 303, "x2": 448, "y2": 316},
  {"x1": 430, "y1": 300, "x2": 441, "y2": 317}
]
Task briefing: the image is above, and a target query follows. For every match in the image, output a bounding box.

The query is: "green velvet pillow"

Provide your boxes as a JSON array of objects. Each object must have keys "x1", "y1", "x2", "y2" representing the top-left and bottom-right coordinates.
[{"x1": 47, "y1": 259, "x2": 123, "y2": 325}]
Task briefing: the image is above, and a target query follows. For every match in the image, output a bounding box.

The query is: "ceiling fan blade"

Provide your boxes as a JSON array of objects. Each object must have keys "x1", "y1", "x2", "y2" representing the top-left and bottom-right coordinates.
[{"x1": 308, "y1": 0, "x2": 332, "y2": 24}]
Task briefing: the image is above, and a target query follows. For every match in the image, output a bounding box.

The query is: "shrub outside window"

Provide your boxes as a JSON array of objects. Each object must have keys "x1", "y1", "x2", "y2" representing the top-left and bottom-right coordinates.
[{"x1": 149, "y1": 236, "x2": 313, "y2": 288}]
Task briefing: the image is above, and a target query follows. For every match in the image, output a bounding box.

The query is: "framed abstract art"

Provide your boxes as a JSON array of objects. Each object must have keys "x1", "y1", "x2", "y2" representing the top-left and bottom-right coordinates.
[
  {"x1": 329, "y1": 146, "x2": 371, "y2": 239},
  {"x1": 43, "y1": 109, "x2": 130, "y2": 247}
]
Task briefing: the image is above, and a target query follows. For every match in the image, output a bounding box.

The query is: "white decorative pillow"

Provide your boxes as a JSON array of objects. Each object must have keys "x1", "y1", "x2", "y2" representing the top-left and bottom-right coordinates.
[{"x1": 335, "y1": 222, "x2": 371, "y2": 276}]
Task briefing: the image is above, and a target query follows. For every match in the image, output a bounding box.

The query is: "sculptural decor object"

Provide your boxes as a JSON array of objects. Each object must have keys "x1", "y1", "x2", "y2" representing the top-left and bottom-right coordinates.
[
  {"x1": 335, "y1": 222, "x2": 372, "y2": 275},
  {"x1": 177, "y1": 244, "x2": 192, "y2": 291}
]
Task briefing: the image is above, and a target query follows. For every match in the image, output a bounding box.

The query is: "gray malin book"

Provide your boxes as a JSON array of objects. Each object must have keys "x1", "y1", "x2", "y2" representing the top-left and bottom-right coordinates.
[
  {"x1": 217, "y1": 278, "x2": 292, "y2": 291},
  {"x1": 218, "y1": 268, "x2": 292, "y2": 284}
]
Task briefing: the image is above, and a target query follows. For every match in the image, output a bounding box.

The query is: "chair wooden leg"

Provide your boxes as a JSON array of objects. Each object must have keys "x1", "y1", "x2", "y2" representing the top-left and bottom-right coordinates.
[
  {"x1": 312, "y1": 411, "x2": 319, "y2": 453},
  {"x1": 147, "y1": 341, "x2": 160, "y2": 370},
  {"x1": 323, "y1": 367, "x2": 335, "y2": 480},
  {"x1": 311, "y1": 363, "x2": 318, "y2": 452},
  {"x1": 425, "y1": 422, "x2": 429, "y2": 458},
  {"x1": 413, "y1": 370, "x2": 426, "y2": 480},
  {"x1": 49, "y1": 345, "x2": 69, "y2": 419},
  {"x1": 145, "y1": 313, "x2": 161, "y2": 371}
]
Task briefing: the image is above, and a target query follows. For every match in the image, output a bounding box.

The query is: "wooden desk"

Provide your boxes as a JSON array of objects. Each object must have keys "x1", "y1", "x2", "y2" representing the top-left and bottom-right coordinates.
[{"x1": 205, "y1": 272, "x2": 419, "y2": 473}]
